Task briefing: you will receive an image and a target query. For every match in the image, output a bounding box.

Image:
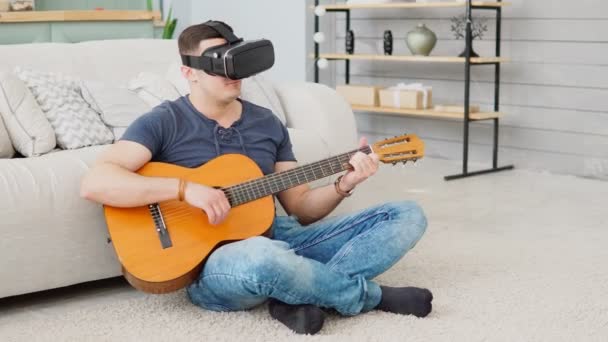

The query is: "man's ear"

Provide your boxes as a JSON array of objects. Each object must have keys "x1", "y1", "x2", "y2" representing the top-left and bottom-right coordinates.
[{"x1": 180, "y1": 65, "x2": 198, "y2": 83}]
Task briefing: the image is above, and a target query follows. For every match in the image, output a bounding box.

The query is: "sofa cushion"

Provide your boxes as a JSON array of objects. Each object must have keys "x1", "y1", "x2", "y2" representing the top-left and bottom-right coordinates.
[
  {"x1": 81, "y1": 80, "x2": 151, "y2": 129},
  {"x1": 128, "y1": 72, "x2": 181, "y2": 107},
  {"x1": 0, "y1": 72, "x2": 56, "y2": 157},
  {"x1": 165, "y1": 62, "x2": 287, "y2": 125},
  {"x1": 14, "y1": 67, "x2": 114, "y2": 150},
  {"x1": 241, "y1": 75, "x2": 287, "y2": 125},
  {"x1": 0, "y1": 114, "x2": 15, "y2": 158}
]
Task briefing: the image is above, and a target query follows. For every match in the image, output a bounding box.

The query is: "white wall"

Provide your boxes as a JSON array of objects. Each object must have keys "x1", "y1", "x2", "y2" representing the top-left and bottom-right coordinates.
[
  {"x1": 176, "y1": 0, "x2": 310, "y2": 83},
  {"x1": 321, "y1": 0, "x2": 608, "y2": 180}
]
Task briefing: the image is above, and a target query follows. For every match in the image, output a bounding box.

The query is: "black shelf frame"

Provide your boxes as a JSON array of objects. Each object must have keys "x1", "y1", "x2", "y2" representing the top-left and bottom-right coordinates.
[{"x1": 313, "y1": 0, "x2": 514, "y2": 181}]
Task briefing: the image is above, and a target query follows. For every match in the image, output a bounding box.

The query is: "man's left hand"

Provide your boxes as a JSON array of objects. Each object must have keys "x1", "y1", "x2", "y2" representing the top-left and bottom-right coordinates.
[{"x1": 340, "y1": 137, "x2": 380, "y2": 191}]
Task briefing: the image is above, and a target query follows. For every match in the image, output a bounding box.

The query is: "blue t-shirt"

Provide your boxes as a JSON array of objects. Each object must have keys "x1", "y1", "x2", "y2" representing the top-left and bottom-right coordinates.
[{"x1": 120, "y1": 96, "x2": 296, "y2": 175}]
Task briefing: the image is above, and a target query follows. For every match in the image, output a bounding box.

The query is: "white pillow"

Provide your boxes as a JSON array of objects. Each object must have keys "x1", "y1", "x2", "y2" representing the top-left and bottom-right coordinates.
[
  {"x1": 81, "y1": 80, "x2": 151, "y2": 129},
  {"x1": 0, "y1": 114, "x2": 15, "y2": 158},
  {"x1": 241, "y1": 75, "x2": 287, "y2": 125},
  {"x1": 165, "y1": 61, "x2": 189, "y2": 96},
  {"x1": 164, "y1": 62, "x2": 287, "y2": 124},
  {"x1": 0, "y1": 72, "x2": 56, "y2": 157},
  {"x1": 14, "y1": 67, "x2": 114, "y2": 150},
  {"x1": 128, "y1": 72, "x2": 181, "y2": 107}
]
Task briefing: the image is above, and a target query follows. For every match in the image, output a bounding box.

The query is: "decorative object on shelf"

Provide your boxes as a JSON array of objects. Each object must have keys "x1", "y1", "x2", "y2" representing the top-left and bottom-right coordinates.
[
  {"x1": 336, "y1": 85, "x2": 381, "y2": 106},
  {"x1": 314, "y1": 5, "x2": 326, "y2": 16},
  {"x1": 379, "y1": 82, "x2": 432, "y2": 109},
  {"x1": 383, "y1": 30, "x2": 393, "y2": 55},
  {"x1": 9, "y1": 0, "x2": 34, "y2": 11},
  {"x1": 317, "y1": 58, "x2": 329, "y2": 69},
  {"x1": 345, "y1": 30, "x2": 355, "y2": 54},
  {"x1": 450, "y1": 14, "x2": 488, "y2": 58},
  {"x1": 0, "y1": 0, "x2": 10, "y2": 12},
  {"x1": 313, "y1": 32, "x2": 326, "y2": 44},
  {"x1": 406, "y1": 24, "x2": 437, "y2": 56}
]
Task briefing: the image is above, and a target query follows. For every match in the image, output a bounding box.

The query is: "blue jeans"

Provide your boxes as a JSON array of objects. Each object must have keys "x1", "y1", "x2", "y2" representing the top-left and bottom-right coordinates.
[{"x1": 187, "y1": 201, "x2": 427, "y2": 316}]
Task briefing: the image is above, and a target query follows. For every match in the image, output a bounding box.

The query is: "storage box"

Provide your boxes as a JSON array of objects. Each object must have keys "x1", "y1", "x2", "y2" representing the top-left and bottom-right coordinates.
[
  {"x1": 379, "y1": 87, "x2": 433, "y2": 109},
  {"x1": 336, "y1": 85, "x2": 380, "y2": 106}
]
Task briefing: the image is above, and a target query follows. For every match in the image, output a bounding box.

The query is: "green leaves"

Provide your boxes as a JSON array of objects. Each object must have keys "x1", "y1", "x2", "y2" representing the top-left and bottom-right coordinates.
[
  {"x1": 146, "y1": 0, "x2": 153, "y2": 11},
  {"x1": 162, "y1": 7, "x2": 178, "y2": 39}
]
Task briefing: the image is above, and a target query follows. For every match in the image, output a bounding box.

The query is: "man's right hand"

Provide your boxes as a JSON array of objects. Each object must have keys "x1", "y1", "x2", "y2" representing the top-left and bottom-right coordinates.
[{"x1": 184, "y1": 182, "x2": 231, "y2": 225}]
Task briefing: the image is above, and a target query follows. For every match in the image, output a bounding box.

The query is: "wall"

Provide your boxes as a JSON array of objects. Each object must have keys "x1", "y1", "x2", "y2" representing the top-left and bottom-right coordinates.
[
  {"x1": 187, "y1": 0, "x2": 310, "y2": 82},
  {"x1": 319, "y1": 0, "x2": 608, "y2": 179}
]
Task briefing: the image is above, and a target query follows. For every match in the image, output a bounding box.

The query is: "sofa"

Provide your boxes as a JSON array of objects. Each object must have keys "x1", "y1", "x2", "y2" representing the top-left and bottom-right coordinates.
[{"x1": 0, "y1": 39, "x2": 358, "y2": 299}]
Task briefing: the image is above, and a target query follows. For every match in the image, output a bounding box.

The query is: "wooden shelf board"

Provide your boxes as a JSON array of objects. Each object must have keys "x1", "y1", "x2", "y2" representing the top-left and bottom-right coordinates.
[
  {"x1": 320, "y1": 53, "x2": 507, "y2": 64},
  {"x1": 351, "y1": 105, "x2": 503, "y2": 120},
  {"x1": 0, "y1": 10, "x2": 161, "y2": 23},
  {"x1": 322, "y1": 1, "x2": 509, "y2": 10}
]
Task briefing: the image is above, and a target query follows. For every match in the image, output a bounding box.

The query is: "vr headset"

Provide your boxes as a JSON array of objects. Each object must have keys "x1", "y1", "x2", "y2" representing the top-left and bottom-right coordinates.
[{"x1": 181, "y1": 20, "x2": 275, "y2": 80}]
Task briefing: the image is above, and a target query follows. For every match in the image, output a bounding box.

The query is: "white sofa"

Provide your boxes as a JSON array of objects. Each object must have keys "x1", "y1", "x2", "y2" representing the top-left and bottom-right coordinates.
[{"x1": 0, "y1": 39, "x2": 358, "y2": 299}]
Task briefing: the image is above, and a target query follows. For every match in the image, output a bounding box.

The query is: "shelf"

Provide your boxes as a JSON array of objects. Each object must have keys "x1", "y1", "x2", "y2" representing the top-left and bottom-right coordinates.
[
  {"x1": 351, "y1": 105, "x2": 503, "y2": 120},
  {"x1": 321, "y1": 1, "x2": 509, "y2": 10},
  {"x1": 319, "y1": 53, "x2": 508, "y2": 64},
  {"x1": 0, "y1": 10, "x2": 161, "y2": 23}
]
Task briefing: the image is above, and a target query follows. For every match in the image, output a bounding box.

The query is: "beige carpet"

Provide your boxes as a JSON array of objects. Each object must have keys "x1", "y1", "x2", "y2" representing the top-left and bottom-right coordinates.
[{"x1": 1, "y1": 158, "x2": 607, "y2": 341}]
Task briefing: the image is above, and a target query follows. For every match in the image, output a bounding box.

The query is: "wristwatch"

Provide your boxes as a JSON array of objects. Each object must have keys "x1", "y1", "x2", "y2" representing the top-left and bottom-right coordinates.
[{"x1": 334, "y1": 175, "x2": 354, "y2": 197}]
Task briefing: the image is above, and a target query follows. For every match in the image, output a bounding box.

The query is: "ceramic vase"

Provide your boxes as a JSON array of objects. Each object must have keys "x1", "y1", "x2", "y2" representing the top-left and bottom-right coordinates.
[{"x1": 406, "y1": 24, "x2": 437, "y2": 56}]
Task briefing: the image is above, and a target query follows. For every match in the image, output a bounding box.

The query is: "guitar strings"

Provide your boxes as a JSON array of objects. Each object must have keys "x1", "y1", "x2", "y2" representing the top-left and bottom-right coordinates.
[
  {"x1": 224, "y1": 151, "x2": 362, "y2": 205},
  {"x1": 226, "y1": 147, "x2": 370, "y2": 201},
  {"x1": 156, "y1": 147, "x2": 375, "y2": 214}
]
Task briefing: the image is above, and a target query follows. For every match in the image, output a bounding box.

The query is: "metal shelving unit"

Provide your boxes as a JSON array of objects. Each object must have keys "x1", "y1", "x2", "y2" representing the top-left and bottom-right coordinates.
[{"x1": 313, "y1": 0, "x2": 514, "y2": 180}]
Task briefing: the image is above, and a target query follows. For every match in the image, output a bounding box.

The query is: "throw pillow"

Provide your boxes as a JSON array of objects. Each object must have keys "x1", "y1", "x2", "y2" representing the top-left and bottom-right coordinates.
[
  {"x1": 128, "y1": 72, "x2": 181, "y2": 107},
  {"x1": 0, "y1": 72, "x2": 56, "y2": 157},
  {"x1": 0, "y1": 114, "x2": 15, "y2": 158},
  {"x1": 164, "y1": 62, "x2": 287, "y2": 124},
  {"x1": 241, "y1": 75, "x2": 287, "y2": 125},
  {"x1": 81, "y1": 80, "x2": 151, "y2": 129},
  {"x1": 14, "y1": 67, "x2": 114, "y2": 150}
]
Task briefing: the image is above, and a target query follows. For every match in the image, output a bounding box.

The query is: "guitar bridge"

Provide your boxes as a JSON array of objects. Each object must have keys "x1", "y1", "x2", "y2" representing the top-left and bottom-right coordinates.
[{"x1": 148, "y1": 203, "x2": 173, "y2": 249}]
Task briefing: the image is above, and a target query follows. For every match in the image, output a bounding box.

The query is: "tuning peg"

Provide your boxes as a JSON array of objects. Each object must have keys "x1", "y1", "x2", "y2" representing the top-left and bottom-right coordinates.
[
  {"x1": 392, "y1": 162, "x2": 397, "y2": 166},
  {"x1": 412, "y1": 158, "x2": 418, "y2": 163}
]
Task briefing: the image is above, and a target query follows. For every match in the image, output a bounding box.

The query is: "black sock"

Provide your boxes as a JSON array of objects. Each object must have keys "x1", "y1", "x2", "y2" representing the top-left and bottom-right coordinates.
[
  {"x1": 268, "y1": 299, "x2": 326, "y2": 335},
  {"x1": 375, "y1": 286, "x2": 433, "y2": 317}
]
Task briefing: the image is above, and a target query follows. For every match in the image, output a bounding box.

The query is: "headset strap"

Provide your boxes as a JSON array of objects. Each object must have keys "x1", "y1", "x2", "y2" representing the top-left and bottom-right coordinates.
[{"x1": 203, "y1": 20, "x2": 242, "y2": 44}]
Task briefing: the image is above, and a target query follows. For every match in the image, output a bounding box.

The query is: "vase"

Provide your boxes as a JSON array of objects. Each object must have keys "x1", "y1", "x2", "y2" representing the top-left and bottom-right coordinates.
[{"x1": 406, "y1": 24, "x2": 437, "y2": 56}]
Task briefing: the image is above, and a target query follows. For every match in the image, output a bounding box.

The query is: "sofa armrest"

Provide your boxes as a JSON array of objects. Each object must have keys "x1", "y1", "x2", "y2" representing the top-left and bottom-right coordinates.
[{"x1": 273, "y1": 82, "x2": 358, "y2": 157}]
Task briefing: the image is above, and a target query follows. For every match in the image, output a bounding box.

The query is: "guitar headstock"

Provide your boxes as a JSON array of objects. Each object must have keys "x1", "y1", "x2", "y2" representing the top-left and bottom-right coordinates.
[{"x1": 372, "y1": 134, "x2": 425, "y2": 165}]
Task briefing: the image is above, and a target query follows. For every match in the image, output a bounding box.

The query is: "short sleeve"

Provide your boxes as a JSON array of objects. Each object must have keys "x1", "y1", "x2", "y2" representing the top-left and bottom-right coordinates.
[
  {"x1": 276, "y1": 122, "x2": 297, "y2": 162},
  {"x1": 120, "y1": 107, "x2": 172, "y2": 158}
]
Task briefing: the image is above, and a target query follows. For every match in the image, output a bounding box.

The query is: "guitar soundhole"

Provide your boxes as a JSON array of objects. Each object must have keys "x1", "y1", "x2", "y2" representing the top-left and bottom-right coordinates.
[{"x1": 148, "y1": 203, "x2": 173, "y2": 249}]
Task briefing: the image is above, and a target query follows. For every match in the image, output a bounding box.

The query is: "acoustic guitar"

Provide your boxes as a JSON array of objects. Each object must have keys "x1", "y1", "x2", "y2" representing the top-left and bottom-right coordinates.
[{"x1": 104, "y1": 134, "x2": 424, "y2": 294}]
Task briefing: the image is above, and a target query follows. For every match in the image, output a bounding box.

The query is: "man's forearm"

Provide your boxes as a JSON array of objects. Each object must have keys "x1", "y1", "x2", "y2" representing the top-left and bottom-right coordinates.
[
  {"x1": 81, "y1": 163, "x2": 179, "y2": 208},
  {"x1": 292, "y1": 182, "x2": 348, "y2": 225}
]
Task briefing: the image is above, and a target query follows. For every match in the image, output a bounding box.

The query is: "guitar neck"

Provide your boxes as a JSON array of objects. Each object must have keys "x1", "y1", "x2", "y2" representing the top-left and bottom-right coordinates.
[{"x1": 224, "y1": 145, "x2": 372, "y2": 207}]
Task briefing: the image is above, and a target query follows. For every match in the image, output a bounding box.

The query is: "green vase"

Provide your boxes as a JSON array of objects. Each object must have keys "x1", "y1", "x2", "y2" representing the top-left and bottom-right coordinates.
[{"x1": 406, "y1": 24, "x2": 437, "y2": 56}]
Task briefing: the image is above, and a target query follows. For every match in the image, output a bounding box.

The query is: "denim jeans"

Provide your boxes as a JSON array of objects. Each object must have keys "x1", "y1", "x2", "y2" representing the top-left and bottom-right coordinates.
[{"x1": 187, "y1": 200, "x2": 427, "y2": 316}]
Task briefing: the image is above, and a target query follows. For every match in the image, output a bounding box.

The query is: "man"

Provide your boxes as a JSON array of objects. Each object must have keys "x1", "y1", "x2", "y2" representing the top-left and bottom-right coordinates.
[{"x1": 81, "y1": 21, "x2": 432, "y2": 335}]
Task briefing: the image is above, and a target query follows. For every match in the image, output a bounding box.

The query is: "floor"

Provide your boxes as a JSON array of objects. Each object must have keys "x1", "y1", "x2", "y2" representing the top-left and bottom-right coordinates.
[{"x1": 1, "y1": 157, "x2": 607, "y2": 341}]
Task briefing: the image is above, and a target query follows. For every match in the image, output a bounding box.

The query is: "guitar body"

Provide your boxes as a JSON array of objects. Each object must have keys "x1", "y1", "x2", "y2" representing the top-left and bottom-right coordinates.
[{"x1": 104, "y1": 154, "x2": 275, "y2": 294}]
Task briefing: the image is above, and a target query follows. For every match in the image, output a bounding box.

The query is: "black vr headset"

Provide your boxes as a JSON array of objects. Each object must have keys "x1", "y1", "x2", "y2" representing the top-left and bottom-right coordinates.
[{"x1": 181, "y1": 20, "x2": 275, "y2": 80}]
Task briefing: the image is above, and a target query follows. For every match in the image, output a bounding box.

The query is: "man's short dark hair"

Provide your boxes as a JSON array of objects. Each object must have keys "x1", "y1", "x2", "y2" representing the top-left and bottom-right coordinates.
[{"x1": 178, "y1": 21, "x2": 234, "y2": 55}]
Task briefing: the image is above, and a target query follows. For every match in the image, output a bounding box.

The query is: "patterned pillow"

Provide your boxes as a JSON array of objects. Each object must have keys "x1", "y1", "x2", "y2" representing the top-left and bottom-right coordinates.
[{"x1": 14, "y1": 67, "x2": 114, "y2": 149}]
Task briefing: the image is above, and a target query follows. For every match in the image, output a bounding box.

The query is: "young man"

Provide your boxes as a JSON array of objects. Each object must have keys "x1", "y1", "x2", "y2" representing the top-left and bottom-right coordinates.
[{"x1": 81, "y1": 22, "x2": 432, "y2": 335}]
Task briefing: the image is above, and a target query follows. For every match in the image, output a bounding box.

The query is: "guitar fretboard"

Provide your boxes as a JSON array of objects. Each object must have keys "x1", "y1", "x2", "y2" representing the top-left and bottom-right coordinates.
[{"x1": 223, "y1": 145, "x2": 372, "y2": 207}]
